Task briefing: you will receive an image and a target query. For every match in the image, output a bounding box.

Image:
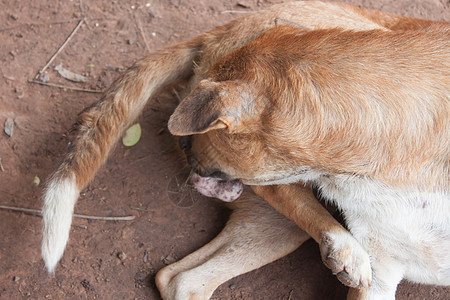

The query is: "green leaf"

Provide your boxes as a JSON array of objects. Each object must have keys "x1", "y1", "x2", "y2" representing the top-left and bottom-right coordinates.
[{"x1": 122, "y1": 123, "x2": 142, "y2": 147}]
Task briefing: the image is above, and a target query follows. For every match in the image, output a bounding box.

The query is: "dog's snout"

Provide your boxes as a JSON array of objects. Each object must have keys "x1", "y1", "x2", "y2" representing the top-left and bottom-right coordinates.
[
  {"x1": 177, "y1": 135, "x2": 228, "y2": 181},
  {"x1": 178, "y1": 135, "x2": 192, "y2": 151}
]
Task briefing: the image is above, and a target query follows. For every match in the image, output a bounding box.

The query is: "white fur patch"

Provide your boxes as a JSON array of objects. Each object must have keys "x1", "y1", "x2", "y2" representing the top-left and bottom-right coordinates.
[
  {"x1": 316, "y1": 174, "x2": 450, "y2": 287},
  {"x1": 41, "y1": 175, "x2": 79, "y2": 273}
]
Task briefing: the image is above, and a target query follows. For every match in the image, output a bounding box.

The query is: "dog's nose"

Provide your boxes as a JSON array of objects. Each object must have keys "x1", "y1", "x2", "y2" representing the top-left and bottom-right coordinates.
[{"x1": 178, "y1": 135, "x2": 192, "y2": 150}]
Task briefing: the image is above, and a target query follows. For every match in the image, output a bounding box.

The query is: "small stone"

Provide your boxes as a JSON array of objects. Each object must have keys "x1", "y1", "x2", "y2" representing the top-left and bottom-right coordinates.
[
  {"x1": 4, "y1": 118, "x2": 14, "y2": 137},
  {"x1": 14, "y1": 87, "x2": 25, "y2": 99},
  {"x1": 80, "y1": 279, "x2": 93, "y2": 292},
  {"x1": 13, "y1": 276, "x2": 20, "y2": 282},
  {"x1": 117, "y1": 251, "x2": 127, "y2": 261},
  {"x1": 127, "y1": 39, "x2": 135, "y2": 45},
  {"x1": 162, "y1": 254, "x2": 175, "y2": 265},
  {"x1": 40, "y1": 72, "x2": 50, "y2": 83},
  {"x1": 229, "y1": 283, "x2": 236, "y2": 290},
  {"x1": 237, "y1": 1, "x2": 251, "y2": 8}
]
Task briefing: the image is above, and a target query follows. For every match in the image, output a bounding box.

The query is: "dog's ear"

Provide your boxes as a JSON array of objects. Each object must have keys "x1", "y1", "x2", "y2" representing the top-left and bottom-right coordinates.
[{"x1": 168, "y1": 80, "x2": 257, "y2": 136}]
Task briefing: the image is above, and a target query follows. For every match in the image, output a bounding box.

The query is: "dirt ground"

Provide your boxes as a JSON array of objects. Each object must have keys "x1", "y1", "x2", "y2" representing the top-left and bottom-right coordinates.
[{"x1": 0, "y1": 0, "x2": 449, "y2": 299}]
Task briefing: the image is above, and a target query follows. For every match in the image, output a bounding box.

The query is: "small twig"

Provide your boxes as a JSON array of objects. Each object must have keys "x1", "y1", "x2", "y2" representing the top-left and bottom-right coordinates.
[
  {"x1": 220, "y1": 10, "x2": 253, "y2": 14},
  {"x1": 28, "y1": 80, "x2": 103, "y2": 93},
  {"x1": 0, "y1": 205, "x2": 135, "y2": 221},
  {"x1": 73, "y1": 213, "x2": 135, "y2": 221},
  {"x1": 34, "y1": 19, "x2": 84, "y2": 80},
  {"x1": 0, "y1": 19, "x2": 81, "y2": 32},
  {"x1": 73, "y1": 224, "x2": 88, "y2": 229},
  {"x1": 129, "y1": 206, "x2": 150, "y2": 212},
  {"x1": 79, "y1": 0, "x2": 85, "y2": 16},
  {"x1": 0, "y1": 158, "x2": 4, "y2": 172},
  {"x1": 2, "y1": 75, "x2": 15, "y2": 81},
  {"x1": 135, "y1": 15, "x2": 151, "y2": 52}
]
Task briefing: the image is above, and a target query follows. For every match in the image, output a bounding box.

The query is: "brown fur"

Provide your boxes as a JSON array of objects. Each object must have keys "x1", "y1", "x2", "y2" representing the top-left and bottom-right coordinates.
[
  {"x1": 169, "y1": 26, "x2": 449, "y2": 188},
  {"x1": 41, "y1": 1, "x2": 448, "y2": 299}
]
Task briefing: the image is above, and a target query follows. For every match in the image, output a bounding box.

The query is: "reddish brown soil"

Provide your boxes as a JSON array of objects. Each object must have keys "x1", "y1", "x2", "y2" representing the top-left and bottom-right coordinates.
[{"x1": 0, "y1": 1, "x2": 449, "y2": 299}]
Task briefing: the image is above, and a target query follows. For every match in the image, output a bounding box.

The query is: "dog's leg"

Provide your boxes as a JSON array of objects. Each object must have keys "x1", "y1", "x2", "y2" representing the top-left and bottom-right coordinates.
[
  {"x1": 348, "y1": 259, "x2": 404, "y2": 300},
  {"x1": 156, "y1": 189, "x2": 309, "y2": 300},
  {"x1": 252, "y1": 184, "x2": 372, "y2": 289}
]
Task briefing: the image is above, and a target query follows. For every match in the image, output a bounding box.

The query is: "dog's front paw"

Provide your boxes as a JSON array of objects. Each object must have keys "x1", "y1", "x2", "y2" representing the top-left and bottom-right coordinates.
[{"x1": 320, "y1": 231, "x2": 372, "y2": 288}]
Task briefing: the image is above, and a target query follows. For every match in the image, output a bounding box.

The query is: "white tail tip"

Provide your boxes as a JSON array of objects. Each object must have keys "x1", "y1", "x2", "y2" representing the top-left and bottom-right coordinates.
[{"x1": 41, "y1": 175, "x2": 79, "y2": 273}]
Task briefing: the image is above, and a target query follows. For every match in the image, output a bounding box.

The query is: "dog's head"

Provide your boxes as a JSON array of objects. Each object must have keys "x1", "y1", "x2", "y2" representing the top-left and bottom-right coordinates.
[
  {"x1": 168, "y1": 26, "x2": 315, "y2": 186},
  {"x1": 168, "y1": 78, "x2": 302, "y2": 185}
]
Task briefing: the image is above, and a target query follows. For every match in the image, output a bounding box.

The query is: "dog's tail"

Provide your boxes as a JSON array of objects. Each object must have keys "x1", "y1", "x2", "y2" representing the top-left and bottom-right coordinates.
[{"x1": 41, "y1": 37, "x2": 203, "y2": 273}]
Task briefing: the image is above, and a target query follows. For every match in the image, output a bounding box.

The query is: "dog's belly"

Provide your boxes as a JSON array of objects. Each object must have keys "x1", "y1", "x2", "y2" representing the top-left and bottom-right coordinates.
[{"x1": 314, "y1": 174, "x2": 450, "y2": 285}]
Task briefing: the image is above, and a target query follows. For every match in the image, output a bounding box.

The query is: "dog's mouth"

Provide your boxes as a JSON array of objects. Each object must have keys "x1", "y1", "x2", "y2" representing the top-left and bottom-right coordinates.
[{"x1": 191, "y1": 173, "x2": 243, "y2": 202}]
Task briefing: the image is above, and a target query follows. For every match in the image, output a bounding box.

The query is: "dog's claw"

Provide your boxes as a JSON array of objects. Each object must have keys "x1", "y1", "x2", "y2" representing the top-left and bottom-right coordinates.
[{"x1": 320, "y1": 231, "x2": 372, "y2": 288}]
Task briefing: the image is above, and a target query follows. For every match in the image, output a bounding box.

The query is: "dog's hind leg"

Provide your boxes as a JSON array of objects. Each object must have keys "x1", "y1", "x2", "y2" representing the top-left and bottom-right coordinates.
[{"x1": 155, "y1": 188, "x2": 309, "y2": 300}]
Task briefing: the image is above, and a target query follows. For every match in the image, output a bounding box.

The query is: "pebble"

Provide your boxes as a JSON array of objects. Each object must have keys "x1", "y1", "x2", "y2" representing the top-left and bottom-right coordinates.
[
  {"x1": 40, "y1": 72, "x2": 50, "y2": 83},
  {"x1": 117, "y1": 251, "x2": 127, "y2": 261},
  {"x1": 143, "y1": 250, "x2": 148, "y2": 263},
  {"x1": 4, "y1": 118, "x2": 14, "y2": 137},
  {"x1": 162, "y1": 254, "x2": 175, "y2": 265}
]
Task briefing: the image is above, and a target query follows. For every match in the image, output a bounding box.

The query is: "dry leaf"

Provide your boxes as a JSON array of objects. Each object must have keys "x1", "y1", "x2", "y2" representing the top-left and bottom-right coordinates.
[{"x1": 55, "y1": 63, "x2": 87, "y2": 82}]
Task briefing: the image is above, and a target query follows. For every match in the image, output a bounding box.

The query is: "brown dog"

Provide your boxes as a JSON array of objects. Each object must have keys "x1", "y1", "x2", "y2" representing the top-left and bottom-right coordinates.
[
  {"x1": 168, "y1": 11, "x2": 449, "y2": 300},
  {"x1": 40, "y1": 1, "x2": 448, "y2": 299}
]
